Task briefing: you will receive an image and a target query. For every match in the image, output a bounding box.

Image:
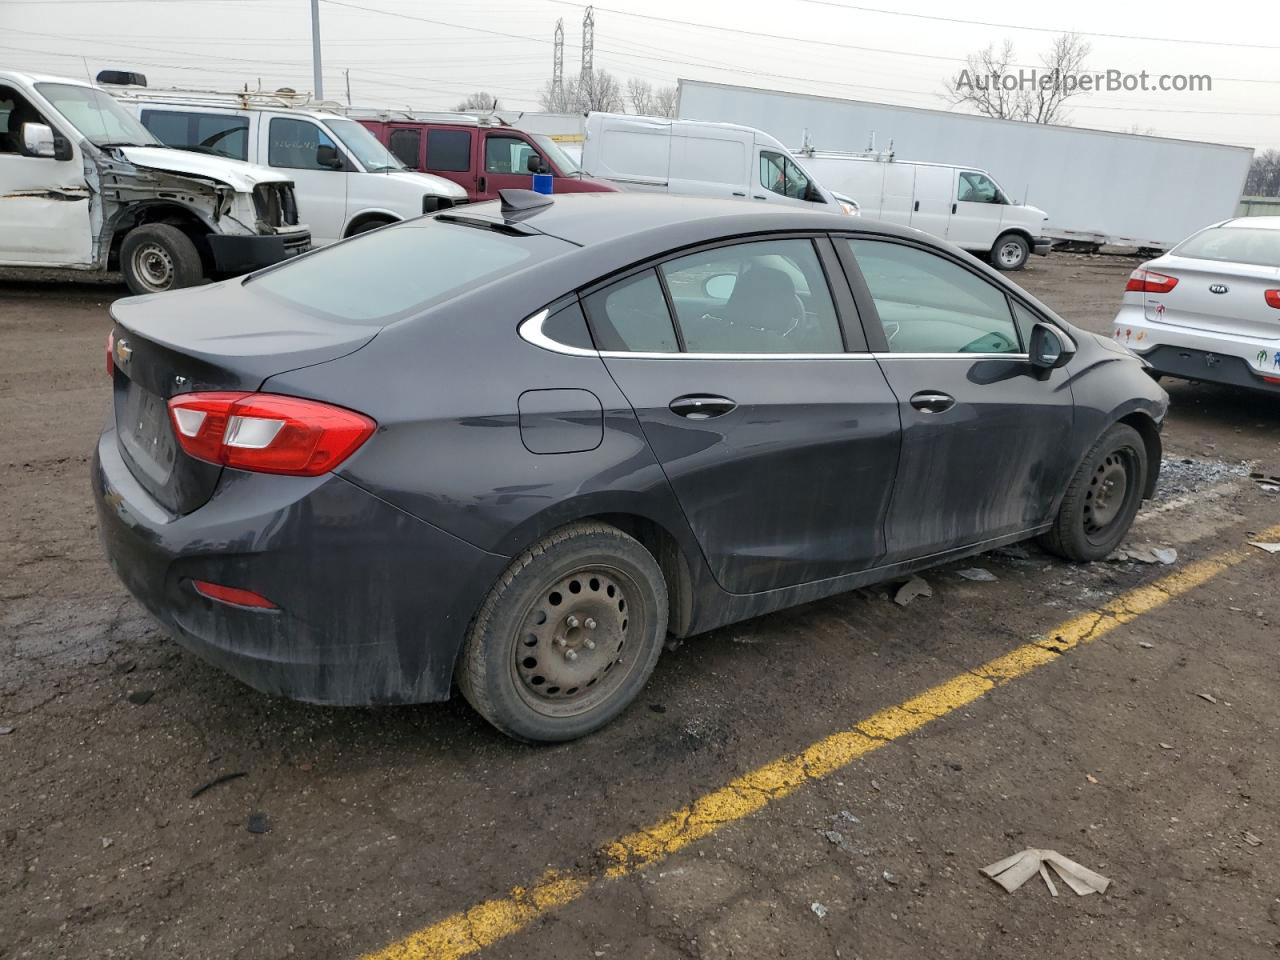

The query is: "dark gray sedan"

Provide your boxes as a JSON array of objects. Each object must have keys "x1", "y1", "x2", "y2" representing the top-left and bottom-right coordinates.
[{"x1": 93, "y1": 192, "x2": 1167, "y2": 741}]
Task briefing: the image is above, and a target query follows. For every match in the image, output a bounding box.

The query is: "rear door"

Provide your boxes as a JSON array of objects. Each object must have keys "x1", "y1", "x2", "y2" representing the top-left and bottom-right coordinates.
[
  {"x1": 423, "y1": 125, "x2": 478, "y2": 198},
  {"x1": 837, "y1": 235, "x2": 1075, "y2": 560},
  {"x1": 909, "y1": 165, "x2": 952, "y2": 241},
  {"x1": 949, "y1": 170, "x2": 1005, "y2": 250},
  {"x1": 386, "y1": 123, "x2": 423, "y2": 171},
  {"x1": 668, "y1": 125, "x2": 749, "y2": 199},
  {"x1": 585, "y1": 235, "x2": 902, "y2": 594}
]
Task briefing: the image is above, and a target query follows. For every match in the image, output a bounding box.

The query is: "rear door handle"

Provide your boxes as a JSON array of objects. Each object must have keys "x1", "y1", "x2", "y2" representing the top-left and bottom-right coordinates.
[
  {"x1": 669, "y1": 395, "x2": 737, "y2": 419},
  {"x1": 732, "y1": 191, "x2": 746, "y2": 197},
  {"x1": 909, "y1": 391, "x2": 955, "y2": 414},
  {"x1": 913, "y1": 200, "x2": 919, "y2": 212}
]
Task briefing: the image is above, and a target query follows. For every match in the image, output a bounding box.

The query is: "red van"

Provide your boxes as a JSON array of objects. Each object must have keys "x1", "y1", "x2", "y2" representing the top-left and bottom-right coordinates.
[{"x1": 356, "y1": 116, "x2": 617, "y2": 203}]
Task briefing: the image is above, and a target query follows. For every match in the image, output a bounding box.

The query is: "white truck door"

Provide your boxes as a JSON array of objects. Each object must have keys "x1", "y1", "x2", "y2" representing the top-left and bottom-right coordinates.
[
  {"x1": 669, "y1": 124, "x2": 749, "y2": 199},
  {"x1": 909, "y1": 164, "x2": 953, "y2": 242},
  {"x1": 260, "y1": 113, "x2": 348, "y2": 244},
  {"x1": 877, "y1": 162, "x2": 915, "y2": 225},
  {"x1": 753, "y1": 144, "x2": 823, "y2": 208},
  {"x1": 581, "y1": 113, "x2": 670, "y2": 192},
  {"x1": 0, "y1": 84, "x2": 92, "y2": 266},
  {"x1": 949, "y1": 170, "x2": 1006, "y2": 251}
]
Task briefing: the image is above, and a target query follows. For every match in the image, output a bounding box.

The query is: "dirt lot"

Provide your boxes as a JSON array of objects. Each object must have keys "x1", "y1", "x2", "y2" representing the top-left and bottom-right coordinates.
[{"x1": 3, "y1": 255, "x2": 1279, "y2": 960}]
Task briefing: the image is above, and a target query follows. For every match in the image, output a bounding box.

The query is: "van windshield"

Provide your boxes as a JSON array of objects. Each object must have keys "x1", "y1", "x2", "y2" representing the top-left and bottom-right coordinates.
[
  {"x1": 248, "y1": 218, "x2": 571, "y2": 325},
  {"x1": 35, "y1": 82, "x2": 160, "y2": 148},
  {"x1": 324, "y1": 117, "x2": 404, "y2": 172},
  {"x1": 531, "y1": 134, "x2": 579, "y2": 175}
]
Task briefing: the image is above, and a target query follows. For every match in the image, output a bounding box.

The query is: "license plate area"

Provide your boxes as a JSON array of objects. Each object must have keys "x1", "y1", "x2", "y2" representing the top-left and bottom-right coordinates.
[{"x1": 116, "y1": 376, "x2": 178, "y2": 488}]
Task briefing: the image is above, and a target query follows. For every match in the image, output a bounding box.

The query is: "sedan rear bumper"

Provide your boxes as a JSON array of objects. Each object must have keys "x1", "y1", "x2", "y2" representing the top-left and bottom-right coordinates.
[
  {"x1": 92, "y1": 423, "x2": 508, "y2": 705},
  {"x1": 1112, "y1": 304, "x2": 1280, "y2": 392}
]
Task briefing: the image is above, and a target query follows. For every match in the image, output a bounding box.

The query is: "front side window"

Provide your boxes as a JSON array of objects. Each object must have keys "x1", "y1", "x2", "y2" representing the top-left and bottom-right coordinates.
[
  {"x1": 140, "y1": 110, "x2": 248, "y2": 160},
  {"x1": 268, "y1": 117, "x2": 339, "y2": 170},
  {"x1": 485, "y1": 135, "x2": 537, "y2": 174},
  {"x1": 759, "y1": 150, "x2": 814, "y2": 201},
  {"x1": 325, "y1": 116, "x2": 403, "y2": 172},
  {"x1": 388, "y1": 128, "x2": 421, "y2": 169},
  {"x1": 957, "y1": 171, "x2": 1005, "y2": 204},
  {"x1": 583, "y1": 270, "x2": 679, "y2": 353},
  {"x1": 426, "y1": 128, "x2": 471, "y2": 172},
  {"x1": 660, "y1": 239, "x2": 843, "y2": 354},
  {"x1": 847, "y1": 239, "x2": 1020, "y2": 354},
  {"x1": 0, "y1": 85, "x2": 53, "y2": 155},
  {"x1": 34, "y1": 82, "x2": 158, "y2": 148}
]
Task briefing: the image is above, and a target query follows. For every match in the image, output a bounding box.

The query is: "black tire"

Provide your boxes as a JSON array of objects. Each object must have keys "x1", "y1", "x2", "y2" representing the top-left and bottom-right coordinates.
[
  {"x1": 347, "y1": 217, "x2": 395, "y2": 237},
  {"x1": 1040, "y1": 423, "x2": 1148, "y2": 562},
  {"x1": 991, "y1": 233, "x2": 1030, "y2": 271},
  {"x1": 120, "y1": 224, "x2": 204, "y2": 295},
  {"x1": 457, "y1": 522, "x2": 668, "y2": 742}
]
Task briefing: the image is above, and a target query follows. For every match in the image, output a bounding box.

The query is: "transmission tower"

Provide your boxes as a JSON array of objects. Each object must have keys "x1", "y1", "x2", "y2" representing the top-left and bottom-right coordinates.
[
  {"x1": 580, "y1": 6, "x2": 594, "y2": 86},
  {"x1": 553, "y1": 18, "x2": 564, "y2": 96}
]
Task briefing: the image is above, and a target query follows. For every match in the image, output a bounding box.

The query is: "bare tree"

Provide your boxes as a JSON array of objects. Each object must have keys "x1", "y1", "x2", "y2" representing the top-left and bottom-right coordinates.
[
  {"x1": 944, "y1": 33, "x2": 1091, "y2": 125},
  {"x1": 627, "y1": 77, "x2": 655, "y2": 115},
  {"x1": 652, "y1": 84, "x2": 678, "y2": 118},
  {"x1": 454, "y1": 91, "x2": 500, "y2": 112},
  {"x1": 577, "y1": 68, "x2": 625, "y2": 113},
  {"x1": 537, "y1": 78, "x2": 579, "y2": 113},
  {"x1": 1246, "y1": 149, "x2": 1280, "y2": 196}
]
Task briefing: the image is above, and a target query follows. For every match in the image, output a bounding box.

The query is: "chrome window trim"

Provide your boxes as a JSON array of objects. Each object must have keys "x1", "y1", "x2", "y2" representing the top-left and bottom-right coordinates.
[
  {"x1": 872, "y1": 352, "x2": 1029, "y2": 360},
  {"x1": 600, "y1": 351, "x2": 877, "y2": 361},
  {"x1": 517, "y1": 308, "x2": 599, "y2": 358}
]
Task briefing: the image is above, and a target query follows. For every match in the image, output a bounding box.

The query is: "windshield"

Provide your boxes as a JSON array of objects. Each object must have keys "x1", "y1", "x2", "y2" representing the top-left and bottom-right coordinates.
[
  {"x1": 531, "y1": 133, "x2": 579, "y2": 175},
  {"x1": 323, "y1": 116, "x2": 404, "y2": 172},
  {"x1": 1172, "y1": 225, "x2": 1280, "y2": 269},
  {"x1": 35, "y1": 82, "x2": 159, "y2": 148}
]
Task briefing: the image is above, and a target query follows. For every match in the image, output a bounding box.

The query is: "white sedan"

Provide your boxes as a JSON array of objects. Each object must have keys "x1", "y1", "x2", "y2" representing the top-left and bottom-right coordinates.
[{"x1": 1112, "y1": 217, "x2": 1280, "y2": 392}]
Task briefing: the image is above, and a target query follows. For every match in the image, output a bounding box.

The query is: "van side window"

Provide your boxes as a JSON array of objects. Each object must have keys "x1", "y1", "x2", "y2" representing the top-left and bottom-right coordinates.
[
  {"x1": 387, "y1": 128, "x2": 421, "y2": 169},
  {"x1": 847, "y1": 239, "x2": 1021, "y2": 354},
  {"x1": 426, "y1": 129, "x2": 471, "y2": 173},
  {"x1": 268, "y1": 117, "x2": 337, "y2": 170},
  {"x1": 759, "y1": 150, "x2": 814, "y2": 201},
  {"x1": 139, "y1": 110, "x2": 248, "y2": 161},
  {"x1": 957, "y1": 171, "x2": 1003, "y2": 204},
  {"x1": 660, "y1": 239, "x2": 843, "y2": 354},
  {"x1": 583, "y1": 270, "x2": 679, "y2": 354},
  {"x1": 0, "y1": 86, "x2": 51, "y2": 155},
  {"x1": 485, "y1": 135, "x2": 535, "y2": 174}
]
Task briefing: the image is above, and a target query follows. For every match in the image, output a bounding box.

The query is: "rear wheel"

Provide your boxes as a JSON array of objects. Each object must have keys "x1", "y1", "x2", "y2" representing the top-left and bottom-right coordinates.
[
  {"x1": 457, "y1": 522, "x2": 668, "y2": 742},
  {"x1": 991, "y1": 233, "x2": 1030, "y2": 271},
  {"x1": 1040, "y1": 423, "x2": 1147, "y2": 561},
  {"x1": 121, "y1": 224, "x2": 204, "y2": 295}
]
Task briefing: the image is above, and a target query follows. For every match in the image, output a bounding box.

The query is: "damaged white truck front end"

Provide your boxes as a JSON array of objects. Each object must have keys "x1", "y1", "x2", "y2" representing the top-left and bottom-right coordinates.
[{"x1": 0, "y1": 70, "x2": 311, "y2": 295}]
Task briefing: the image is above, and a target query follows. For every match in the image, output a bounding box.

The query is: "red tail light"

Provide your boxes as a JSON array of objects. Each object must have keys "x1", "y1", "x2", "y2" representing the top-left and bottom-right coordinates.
[
  {"x1": 192, "y1": 580, "x2": 277, "y2": 609},
  {"x1": 107, "y1": 329, "x2": 115, "y2": 378},
  {"x1": 167, "y1": 392, "x2": 375, "y2": 476},
  {"x1": 1266, "y1": 290, "x2": 1280, "y2": 309},
  {"x1": 1125, "y1": 268, "x2": 1179, "y2": 294}
]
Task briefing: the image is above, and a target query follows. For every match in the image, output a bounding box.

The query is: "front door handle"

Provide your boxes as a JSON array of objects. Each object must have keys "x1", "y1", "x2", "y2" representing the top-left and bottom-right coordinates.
[
  {"x1": 951, "y1": 202, "x2": 957, "y2": 214},
  {"x1": 913, "y1": 200, "x2": 919, "y2": 212},
  {"x1": 669, "y1": 395, "x2": 737, "y2": 420},
  {"x1": 909, "y1": 391, "x2": 955, "y2": 414}
]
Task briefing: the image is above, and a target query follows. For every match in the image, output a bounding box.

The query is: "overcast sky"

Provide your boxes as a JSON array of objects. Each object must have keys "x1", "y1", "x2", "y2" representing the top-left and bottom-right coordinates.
[{"x1": 2, "y1": 0, "x2": 1276, "y2": 151}]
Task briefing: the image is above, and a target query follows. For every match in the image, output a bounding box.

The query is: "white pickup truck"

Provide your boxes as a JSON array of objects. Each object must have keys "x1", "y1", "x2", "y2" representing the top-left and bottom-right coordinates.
[{"x1": 0, "y1": 70, "x2": 312, "y2": 295}]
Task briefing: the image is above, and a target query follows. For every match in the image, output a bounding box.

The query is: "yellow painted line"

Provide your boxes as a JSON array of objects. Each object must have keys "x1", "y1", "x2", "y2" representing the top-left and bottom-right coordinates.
[{"x1": 361, "y1": 526, "x2": 1280, "y2": 960}]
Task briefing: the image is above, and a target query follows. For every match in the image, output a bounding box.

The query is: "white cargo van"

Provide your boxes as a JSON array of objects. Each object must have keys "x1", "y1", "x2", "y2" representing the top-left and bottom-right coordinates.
[
  {"x1": 798, "y1": 150, "x2": 1051, "y2": 270},
  {"x1": 582, "y1": 113, "x2": 843, "y2": 213},
  {"x1": 110, "y1": 86, "x2": 468, "y2": 245},
  {"x1": 0, "y1": 70, "x2": 311, "y2": 294}
]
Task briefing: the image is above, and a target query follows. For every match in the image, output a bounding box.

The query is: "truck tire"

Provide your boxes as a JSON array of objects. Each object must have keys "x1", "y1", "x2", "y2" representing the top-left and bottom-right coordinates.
[
  {"x1": 121, "y1": 224, "x2": 204, "y2": 295},
  {"x1": 991, "y1": 233, "x2": 1030, "y2": 271},
  {"x1": 1039, "y1": 423, "x2": 1147, "y2": 562},
  {"x1": 457, "y1": 522, "x2": 668, "y2": 743},
  {"x1": 346, "y1": 217, "x2": 395, "y2": 237}
]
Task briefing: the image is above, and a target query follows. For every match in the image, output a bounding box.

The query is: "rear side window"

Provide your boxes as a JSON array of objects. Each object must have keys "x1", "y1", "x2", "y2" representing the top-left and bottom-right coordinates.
[
  {"x1": 847, "y1": 239, "x2": 1020, "y2": 354},
  {"x1": 427, "y1": 129, "x2": 471, "y2": 172},
  {"x1": 583, "y1": 271, "x2": 678, "y2": 353},
  {"x1": 1172, "y1": 226, "x2": 1280, "y2": 268},
  {"x1": 388, "y1": 128, "x2": 421, "y2": 168},
  {"x1": 660, "y1": 239, "x2": 843, "y2": 354},
  {"x1": 268, "y1": 117, "x2": 336, "y2": 170},
  {"x1": 249, "y1": 220, "x2": 567, "y2": 325},
  {"x1": 141, "y1": 109, "x2": 249, "y2": 161}
]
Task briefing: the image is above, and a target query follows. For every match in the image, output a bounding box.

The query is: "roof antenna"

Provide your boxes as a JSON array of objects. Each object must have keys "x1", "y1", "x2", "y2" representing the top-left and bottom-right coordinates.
[{"x1": 499, "y1": 188, "x2": 553, "y2": 222}]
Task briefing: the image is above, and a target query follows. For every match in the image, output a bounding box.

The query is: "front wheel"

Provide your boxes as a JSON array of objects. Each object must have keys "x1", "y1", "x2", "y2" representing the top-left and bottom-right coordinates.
[
  {"x1": 1040, "y1": 423, "x2": 1148, "y2": 561},
  {"x1": 457, "y1": 522, "x2": 668, "y2": 742},
  {"x1": 120, "y1": 224, "x2": 204, "y2": 295},
  {"x1": 991, "y1": 233, "x2": 1030, "y2": 271}
]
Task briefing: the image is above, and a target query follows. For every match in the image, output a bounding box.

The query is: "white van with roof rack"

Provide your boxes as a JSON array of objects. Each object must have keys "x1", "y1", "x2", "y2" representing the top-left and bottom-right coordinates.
[
  {"x1": 107, "y1": 83, "x2": 468, "y2": 246},
  {"x1": 0, "y1": 69, "x2": 311, "y2": 295}
]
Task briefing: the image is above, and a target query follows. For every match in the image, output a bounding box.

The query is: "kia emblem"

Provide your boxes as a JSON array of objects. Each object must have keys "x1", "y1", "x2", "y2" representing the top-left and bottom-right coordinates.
[{"x1": 1209, "y1": 283, "x2": 1229, "y2": 294}]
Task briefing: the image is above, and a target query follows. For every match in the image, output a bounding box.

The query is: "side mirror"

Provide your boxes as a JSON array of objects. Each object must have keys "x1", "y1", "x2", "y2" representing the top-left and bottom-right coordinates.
[
  {"x1": 1028, "y1": 323, "x2": 1075, "y2": 373},
  {"x1": 316, "y1": 143, "x2": 343, "y2": 170},
  {"x1": 22, "y1": 122, "x2": 57, "y2": 159},
  {"x1": 704, "y1": 273, "x2": 737, "y2": 300},
  {"x1": 525, "y1": 154, "x2": 550, "y2": 175},
  {"x1": 804, "y1": 181, "x2": 824, "y2": 203}
]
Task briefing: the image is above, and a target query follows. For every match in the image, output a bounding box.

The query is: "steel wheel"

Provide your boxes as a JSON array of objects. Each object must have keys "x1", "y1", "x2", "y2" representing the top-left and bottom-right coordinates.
[
  {"x1": 1083, "y1": 452, "x2": 1131, "y2": 534},
  {"x1": 512, "y1": 566, "x2": 636, "y2": 718},
  {"x1": 998, "y1": 239, "x2": 1025, "y2": 268},
  {"x1": 132, "y1": 242, "x2": 175, "y2": 292}
]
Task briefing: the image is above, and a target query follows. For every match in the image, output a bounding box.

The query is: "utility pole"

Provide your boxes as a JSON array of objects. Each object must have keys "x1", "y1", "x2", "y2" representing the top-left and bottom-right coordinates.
[
  {"x1": 344, "y1": 68, "x2": 351, "y2": 106},
  {"x1": 310, "y1": 0, "x2": 324, "y2": 100},
  {"x1": 580, "y1": 6, "x2": 593, "y2": 87},
  {"x1": 552, "y1": 18, "x2": 564, "y2": 98}
]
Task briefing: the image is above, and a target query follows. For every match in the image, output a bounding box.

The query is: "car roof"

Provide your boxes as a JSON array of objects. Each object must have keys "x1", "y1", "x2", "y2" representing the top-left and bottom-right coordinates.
[
  {"x1": 1219, "y1": 217, "x2": 1280, "y2": 231},
  {"x1": 1, "y1": 70, "x2": 95, "y2": 88},
  {"x1": 454, "y1": 192, "x2": 920, "y2": 248}
]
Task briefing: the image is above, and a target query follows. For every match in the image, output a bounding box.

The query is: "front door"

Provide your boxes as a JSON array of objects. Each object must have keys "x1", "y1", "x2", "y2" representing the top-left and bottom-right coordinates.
[
  {"x1": 479, "y1": 132, "x2": 540, "y2": 201},
  {"x1": 839, "y1": 236, "x2": 1075, "y2": 561},
  {"x1": 585, "y1": 236, "x2": 902, "y2": 594},
  {"x1": 949, "y1": 170, "x2": 1006, "y2": 250},
  {"x1": 262, "y1": 115, "x2": 348, "y2": 245},
  {"x1": 0, "y1": 85, "x2": 91, "y2": 265}
]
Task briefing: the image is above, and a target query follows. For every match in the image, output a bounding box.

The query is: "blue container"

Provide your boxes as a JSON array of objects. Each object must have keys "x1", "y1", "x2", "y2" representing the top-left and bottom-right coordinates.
[{"x1": 532, "y1": 173, "x2": 554, "y2": 195}]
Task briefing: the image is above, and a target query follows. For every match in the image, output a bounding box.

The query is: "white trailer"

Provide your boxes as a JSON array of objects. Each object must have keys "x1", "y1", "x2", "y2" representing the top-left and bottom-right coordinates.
[{"x1": 677, "y1": 79, "x2": 1254, "y2": 251}]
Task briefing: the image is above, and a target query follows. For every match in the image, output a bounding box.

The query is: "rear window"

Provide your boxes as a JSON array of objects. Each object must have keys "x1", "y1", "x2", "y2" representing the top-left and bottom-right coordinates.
[
  {"x1": 1173, "y1": 226, "x2": 1280, "y2": 269},
  {"x1": 248, "y1": 220, "x2": 568, "y2": 325}
]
